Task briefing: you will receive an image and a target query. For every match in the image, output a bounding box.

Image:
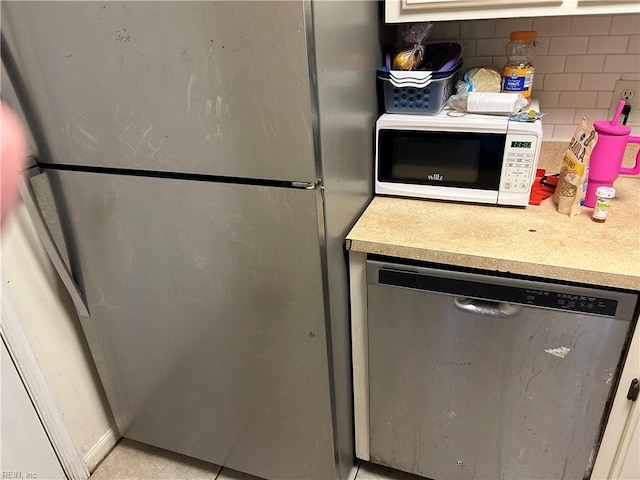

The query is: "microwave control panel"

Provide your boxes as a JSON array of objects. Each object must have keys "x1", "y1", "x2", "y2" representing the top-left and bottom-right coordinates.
[{"x1": 500, "y1": 134, "x2": 539, "y2": 193}]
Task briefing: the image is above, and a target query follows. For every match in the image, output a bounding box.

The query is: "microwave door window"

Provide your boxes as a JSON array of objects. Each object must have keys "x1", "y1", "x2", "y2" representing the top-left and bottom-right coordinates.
[
  {"x1": 379, "y1": 130, "x2": 504, "y2": 190},
  {"x1": 391, "y1": 137, "x2": 480, "y2": 184}
]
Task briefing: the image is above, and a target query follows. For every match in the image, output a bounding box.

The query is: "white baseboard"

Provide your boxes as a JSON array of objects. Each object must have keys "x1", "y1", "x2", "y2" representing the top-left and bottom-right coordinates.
[{"x1": 84, "y1": 427, "x2": 121, "y2": 472}]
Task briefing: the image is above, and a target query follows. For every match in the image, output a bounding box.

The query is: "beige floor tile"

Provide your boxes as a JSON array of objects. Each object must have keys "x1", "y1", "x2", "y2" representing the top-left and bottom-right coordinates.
[
  {"x1": 216, "y1": 467, "x2": 264, "y2": 480},
  {"x1": 90, "y1": 438, "x2": 413, "y2": 480},
  {"x1": 90, "y1": 438, "x2": 221, "y2": 480},
  {"x1": 355, "y1": 461, "x2": 425, "y2": 480}
]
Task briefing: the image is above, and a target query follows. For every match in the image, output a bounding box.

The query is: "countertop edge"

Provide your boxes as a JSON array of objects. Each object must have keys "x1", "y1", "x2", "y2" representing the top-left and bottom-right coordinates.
[{"x1": 347, "y1": 239, "x2": 640, "y2": 291}]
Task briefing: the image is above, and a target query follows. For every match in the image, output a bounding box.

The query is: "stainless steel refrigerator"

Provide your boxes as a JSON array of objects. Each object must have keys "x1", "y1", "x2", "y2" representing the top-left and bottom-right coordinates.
[{"x1": 1, "y1": 2, "x2": 380, "y2": 479}]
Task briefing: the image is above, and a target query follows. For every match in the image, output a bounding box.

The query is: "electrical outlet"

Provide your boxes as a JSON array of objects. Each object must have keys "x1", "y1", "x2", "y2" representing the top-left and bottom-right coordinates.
[
  {"x1": 620, "y1": 88, "x2": 636, "y2": 101},
  {"x1": 609, "y1": 80, "x2": 640, "y2": 126}
]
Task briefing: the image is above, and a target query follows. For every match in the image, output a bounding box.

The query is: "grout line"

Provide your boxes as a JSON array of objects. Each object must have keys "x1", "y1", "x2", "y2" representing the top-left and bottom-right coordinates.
[
  {"x1": 213, "y1": 464, "x2": 224, "y2": 480},
  {"x1": 353, "y1": 459, "x2": 362, "y2": 480}
]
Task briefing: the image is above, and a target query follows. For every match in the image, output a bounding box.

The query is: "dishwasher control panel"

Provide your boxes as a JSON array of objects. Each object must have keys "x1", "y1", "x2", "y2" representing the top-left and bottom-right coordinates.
[
  {"x1": 375, "y1": 266, "x2": 625, "y2": 318},
  {"x1": 523, "y1": 290, "x2": 617, "y2": 316}
]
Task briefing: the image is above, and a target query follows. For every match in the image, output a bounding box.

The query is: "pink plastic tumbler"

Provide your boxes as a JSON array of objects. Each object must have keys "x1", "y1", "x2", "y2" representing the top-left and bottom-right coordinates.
[{"x1": 585, "y1": 100, "x2": 640, "y2": 207}]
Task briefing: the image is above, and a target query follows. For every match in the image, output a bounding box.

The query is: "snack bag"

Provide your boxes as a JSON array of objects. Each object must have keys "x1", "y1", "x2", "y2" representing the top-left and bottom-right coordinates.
[
  {"x1": 392, "y1": 22, "x2": 433, "y2": 71},
  {"x1": 464, "y1": 67, "x2": 502, "y2": 93},
  {"x1": 552, "y1": 118, "x2": 598, "y2": 216}
]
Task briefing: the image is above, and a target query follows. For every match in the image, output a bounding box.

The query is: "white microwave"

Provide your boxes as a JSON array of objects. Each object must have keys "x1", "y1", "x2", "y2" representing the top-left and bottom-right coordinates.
[{"x1": 375, "y1": 109, "x2": 543, "y2": 206}]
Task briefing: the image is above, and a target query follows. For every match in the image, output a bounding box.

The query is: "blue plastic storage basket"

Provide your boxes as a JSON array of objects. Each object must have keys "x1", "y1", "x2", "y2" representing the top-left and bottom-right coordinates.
[{"x1": 378, "y1": 69, "x2": 457, "y2": 115}]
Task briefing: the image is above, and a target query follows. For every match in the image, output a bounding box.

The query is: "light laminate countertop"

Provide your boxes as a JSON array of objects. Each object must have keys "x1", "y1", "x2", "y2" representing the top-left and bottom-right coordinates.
[{"x1": 346, "y1": 142, "x2": 640, "y2": 291}]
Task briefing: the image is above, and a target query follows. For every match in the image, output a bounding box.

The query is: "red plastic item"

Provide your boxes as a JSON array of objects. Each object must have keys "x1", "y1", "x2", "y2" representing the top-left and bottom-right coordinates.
[{"x1": 529, "y1": 168, "x2": 557, "y2": 205}]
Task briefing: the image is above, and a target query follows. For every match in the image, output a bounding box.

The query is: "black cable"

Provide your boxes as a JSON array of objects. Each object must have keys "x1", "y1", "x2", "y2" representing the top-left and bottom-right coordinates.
[{"x1": 621, "y1": 103, "x2": 631, "y2": 125}]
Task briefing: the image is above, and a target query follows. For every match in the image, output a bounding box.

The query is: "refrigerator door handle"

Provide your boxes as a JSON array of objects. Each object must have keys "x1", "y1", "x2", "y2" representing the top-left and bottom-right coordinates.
[{"x1": 19, "y1": 164, "x2": 90, "y2": 317}]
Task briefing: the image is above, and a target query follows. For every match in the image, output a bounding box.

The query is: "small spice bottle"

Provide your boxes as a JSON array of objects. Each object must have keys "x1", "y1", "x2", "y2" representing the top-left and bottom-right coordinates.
[{"x1": 591, "y1": 186, "x2": 616, "y2": 223}]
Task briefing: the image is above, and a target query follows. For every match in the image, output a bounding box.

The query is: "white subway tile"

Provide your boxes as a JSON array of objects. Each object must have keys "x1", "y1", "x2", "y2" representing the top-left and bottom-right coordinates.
[
  {"x1": 460, "y1": 20, "x2": 496, "y2": 39},
  {"x1": 604, "y1": 54, "x2": 640, "y2": 73},
  {"x1": 610, "y1": 14, "x2": 640, "y2": 35},
  {"x1": 533, "y1": 17, "x2": 572, "y2": 37},
  {"x1": 542, "y1": 123, "x2": 555, "y2": 140},
  {"x1": 571, "y1": 15, "x2": 612, "y2": 36},
  {"x1": 492, "y1": 56, "x2": 507, "y2": 69},
  {"x1": 559, "y1": 91, "x2": 597, "y2": 108},
  {"x1": 533, "y1": 73, "x2": 545, "y2": 92},
  {"x1": 553, "y1": 125, "x2": 579, "y2": 141},
  {"x1": 573, "y1": 109, "x2": 610, "y2": 123},
  {"x1": 544, "y1": 108, "x2": 576, "y2": 123},
  {"x1": 422, "y1": 17, "x2": 640, "y2": 103},
  {"x1": 596, "y1": 91, "x2": 614, "y2": 109},
  {"x1": 535, "y1": 91, "x2": 560, "y2": 108},
  {"x1": 581, "y1": 73, "x2": 622, "y2": 91},
  {"x1": 457, "y1": 39, "x2": 477, "y2": 57},
  {"x1": 535, "y1": 37, "x2": 550, "y2": 55},
  {"x1": 429, "y1": 21, "x2": 461, "y2": 40},
  {"x1": 549, "y1": 36, "x2": 589, "y2": 55},
  {"x1": 565, "y1": 55, "x2": 605, "y2": 73},
  {"x1": 460, "y1": 56, "x2": 494, "y2": 69},
  {"x1": 495, "y1": 18, "x2": 535, "y2": 38},
  {"x1": 587, "y1": 36, "x2": 630, "y2": 54},
  {"x1": 543, "y1": 73, "x2": 582, "y2": 91},
  {"x1": 534, "y1": 55, "x2": 566, "y2": 73},
  {"x1": 477, "y1": 38, "x2": 507, "y2": 57}
]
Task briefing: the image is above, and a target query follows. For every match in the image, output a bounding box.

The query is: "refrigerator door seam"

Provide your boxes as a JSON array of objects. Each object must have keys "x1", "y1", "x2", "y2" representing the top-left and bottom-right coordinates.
[{"x1": 35, "y1": 162, "x2": 320, "y2": 190}]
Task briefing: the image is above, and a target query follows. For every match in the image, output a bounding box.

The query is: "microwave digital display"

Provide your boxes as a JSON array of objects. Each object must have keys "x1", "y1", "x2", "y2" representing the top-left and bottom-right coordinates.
[{"x1": 511, "y1": 141, "x2": 532, "y2": 148}]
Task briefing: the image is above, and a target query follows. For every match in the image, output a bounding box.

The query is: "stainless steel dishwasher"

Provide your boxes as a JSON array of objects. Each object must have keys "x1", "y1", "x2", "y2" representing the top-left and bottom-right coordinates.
[{"x1": 365, "y1": 259, "x2": 638, "y2": 480}]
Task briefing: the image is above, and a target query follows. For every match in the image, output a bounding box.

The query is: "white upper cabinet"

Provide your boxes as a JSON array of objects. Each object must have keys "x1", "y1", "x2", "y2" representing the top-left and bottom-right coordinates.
[{"x1": 386, "y1": 0, "x2": 640, "y2": 22}]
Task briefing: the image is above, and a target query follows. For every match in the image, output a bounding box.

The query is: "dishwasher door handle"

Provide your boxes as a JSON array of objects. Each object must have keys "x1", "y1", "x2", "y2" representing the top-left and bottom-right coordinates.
[{"x1": 453, "y1": 297, "x2": 521, "y2": 317}]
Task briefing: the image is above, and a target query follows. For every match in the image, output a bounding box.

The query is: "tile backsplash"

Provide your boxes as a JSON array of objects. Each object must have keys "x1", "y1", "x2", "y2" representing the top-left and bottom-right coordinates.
[{"x1": 424, "y1": 14, "x2": 640, "y2": 140}]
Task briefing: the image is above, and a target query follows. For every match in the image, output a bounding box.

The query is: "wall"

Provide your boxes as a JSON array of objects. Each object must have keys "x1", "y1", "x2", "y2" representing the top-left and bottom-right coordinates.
[
  {"x1": 1, "y1": 203, "x2": 118, "y2": 471},
  {"x1": 1, "y1": 339, "x2": 66, "y2": 479},
  {"x1": 424, "y1": 13, "x2": 640, "y2": 140}
]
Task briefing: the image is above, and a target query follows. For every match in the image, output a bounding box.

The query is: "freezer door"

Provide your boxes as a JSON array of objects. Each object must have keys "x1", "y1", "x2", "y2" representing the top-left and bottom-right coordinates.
[
  {"x1": 30, "y1": 170, "x2": 336, "y2": 480},
  {"x1": 2, "y1": 1, "x2": 315, "y2": 181}
]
